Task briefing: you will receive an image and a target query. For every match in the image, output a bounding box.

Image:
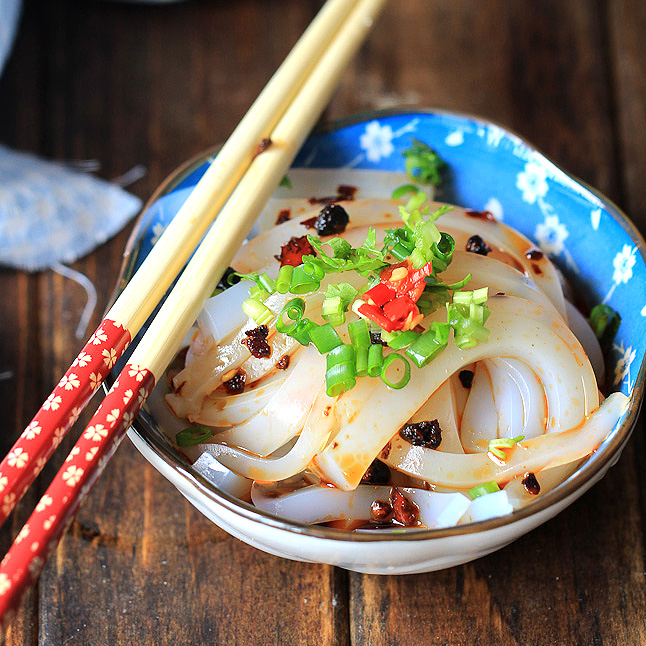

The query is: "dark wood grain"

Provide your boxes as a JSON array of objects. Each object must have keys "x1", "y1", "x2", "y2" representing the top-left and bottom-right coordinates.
[{"x1": 0, "y1": 0, "x2": 644, "y2": 644}]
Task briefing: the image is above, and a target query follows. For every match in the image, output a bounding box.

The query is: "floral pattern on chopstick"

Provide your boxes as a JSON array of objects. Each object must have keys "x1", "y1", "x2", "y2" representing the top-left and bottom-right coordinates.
[
  {"x1": 0, "y1": 363, "x2": 155, "y2": 632},
  {"x1": 0, "y1": 319, "x2": 130, "y2": 526}
]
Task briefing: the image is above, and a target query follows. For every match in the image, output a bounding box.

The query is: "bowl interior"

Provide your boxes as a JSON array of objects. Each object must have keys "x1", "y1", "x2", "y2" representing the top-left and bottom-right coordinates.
[{"x1": 114, "y1": 109, "x2": 646, "y2": 541}]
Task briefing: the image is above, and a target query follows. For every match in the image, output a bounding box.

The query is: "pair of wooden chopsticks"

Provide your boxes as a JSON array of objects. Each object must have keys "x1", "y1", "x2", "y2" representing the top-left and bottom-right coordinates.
[{"x1": 0, "y1": 0, "x2": 386, "y2": 628}]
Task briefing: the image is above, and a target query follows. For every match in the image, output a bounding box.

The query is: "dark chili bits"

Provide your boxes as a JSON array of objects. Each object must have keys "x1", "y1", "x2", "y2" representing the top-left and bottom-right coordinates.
[
  {"x1": 399, "y1": 419, "x2": 442, "y2": 449},
  {"x1": 466, "y1": 234, "x2": 492, "y2": 256},
  {"x1": 314, "y1": 203, "x2": 349, "y2": 236},
  {"x1": 241, "y1": 325, "x2": 271, "y2": 359}
]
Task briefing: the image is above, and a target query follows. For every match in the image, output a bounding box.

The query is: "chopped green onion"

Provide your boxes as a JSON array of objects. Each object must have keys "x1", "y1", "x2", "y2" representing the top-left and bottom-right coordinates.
[
  {"x1": 367, "y1": 343, "x2": 384, "y2": 377},
  {"x1": 242, "y1": 297, "x2": 274, "y2": 325},
  {"x1": 380, "y1": 353, "x2": 411, "y2": 389},
  {"x1": 390, "y1": 241, "x2": 414, "y2": 261},
  {"x1": 348, "y1": 319, "x2": 371, "y2": 349},
  {"x1": 322, "y1": 295, "x2": 344, "y2": 326},
  {"x1": 326, "y1": 344, "x2": 356, "y2": 396},
  {"x1": 391, "y1": 184, "x2": 421, "y2": 200},
  {"x1": 309, "y1": 323, "x2": 343, "y2": 353},
  {"x1": 488, "y1": 435, "x2": 525, "y2": 460},
  {"x1": 405, "y1": 322, "x2": 450, "y2": 368},
  {"x1": 387, "y1": 329, "x2": 419, "y2": 351},
  {"x1": 249, "y1": 285, "x2": 269, "y2": 300},
  {"x1": 355, "y1": 346, "x2": 369, "y2": 378},
  {"x1": 279, "y1": 174, "x2": 292, "y2": 188},
  {"x1": 290, "y1": 264, "x2": 320, "y2": 294},
  {"x1": 258, "y1": 272, "x2": 276, "y2": 294},
  {"x1": 468, "y1": 481, "x2": 500, "y2": 499},
  {"x1": 276, "y1": 265, "x2": 294, "y2": 293},
  {"x1": 176, "y1": 425, "x2": 213, "y2": 446},
  {"x1": 292, "y1": 318, "x2": 317, "y2": 346},
  {"x1": 303, "y1": 260, "x2": 326, "y2": 281},
  {"x1": 276, "y1": 298, "x2": 306, "y2": 334},
  {"x1": 589, "y1": 303, "x2": 621, "y2": 346}
]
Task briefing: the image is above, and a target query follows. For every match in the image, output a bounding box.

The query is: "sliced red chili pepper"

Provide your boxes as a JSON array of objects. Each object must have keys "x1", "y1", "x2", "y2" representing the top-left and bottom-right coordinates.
[
  {"x1": 383, "y1": 296, "x2": 419, "y2": 331},
  {"x1": 363, "y1": 282, "x2": 396, "y2": 307},
  {"x1": 358, "y1": 303, "x2": 395, "y2": 333}
]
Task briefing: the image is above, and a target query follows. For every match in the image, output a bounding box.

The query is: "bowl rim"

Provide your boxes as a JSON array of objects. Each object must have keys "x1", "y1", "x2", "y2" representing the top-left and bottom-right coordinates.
[{"x1": 117, "y1": 107, "x2": 646, "y2": 543}]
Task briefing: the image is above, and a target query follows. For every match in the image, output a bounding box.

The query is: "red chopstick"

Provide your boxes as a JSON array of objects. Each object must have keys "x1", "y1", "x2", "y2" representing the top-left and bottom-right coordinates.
[{"x1": 0, "y1": 364, "x2": 154, "y2": 626}]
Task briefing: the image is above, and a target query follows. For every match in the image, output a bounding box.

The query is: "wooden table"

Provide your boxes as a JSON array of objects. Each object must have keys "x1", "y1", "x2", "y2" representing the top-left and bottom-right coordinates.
[{"x1": 0, "y1": 1, "x2": 645, "y2": 643}]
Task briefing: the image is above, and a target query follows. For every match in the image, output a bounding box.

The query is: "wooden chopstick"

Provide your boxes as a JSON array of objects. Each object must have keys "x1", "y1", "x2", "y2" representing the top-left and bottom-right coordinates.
[
  {"x1": 0, "y1": 0, "x2": 360, "y2": 531},
  {"x1": 0, "y1": 0, "x2": 386, "y2": 627}
]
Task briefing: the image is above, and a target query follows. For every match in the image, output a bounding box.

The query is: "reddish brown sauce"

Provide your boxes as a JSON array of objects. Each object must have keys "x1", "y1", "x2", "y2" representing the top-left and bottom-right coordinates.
[
  {"x1": 522, "y1": 472, "x2": 541, "y2": 495},
  {"x1": 275, "y1": 235, "x2": 317, "y2": 267},
  {"x1": 525, "y1": 248, "x2": 544, "y2": 260},
  {"x1": 275, "y1": 208, "x2": 291, "y2": 225},
  {"x1": 380, "y1": 442, "x2": 392, "y2": 460},
  {"x1": 371, "y1": 500, "x2": 393, "y2": 522},
  {"x1": 399, "y1": 419, "x2": 442, "y2": 449},
  {"x1": 531, "y1": 262, "x2": 543, "y2": 275},
  {"x1": 459, "y1": 369, "x2": 474, "y2": 389},
  {"x1": 223, "y1": 369, "x2": 246, "y2": 395},
  {"x1": 465, "y1": 209, "x2": 496, "y2": 222},
  {"x1": 241, "y1": 325, "x2": 271, "y2": 359},
  {"x1": 466, "y1": 234, "x2": 492, "y2": 256},
  {"x1": 361, "y1": 459, "x2": 390, "y2": 485},
  {"x1": 276, "y1": 354, "x2": 290, "y2": 370},
  {"x1": 390, "y1": 487, "x2": 420, "y2": 527},
  {"x1": 307, "y1": 184, "x2": 357, "y2": 205}
]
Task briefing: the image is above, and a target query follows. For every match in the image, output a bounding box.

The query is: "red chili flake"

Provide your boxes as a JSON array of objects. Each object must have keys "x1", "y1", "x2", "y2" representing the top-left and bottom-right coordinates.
[
  {"x1": 399, "y1": 419, "x2": 442, "y2": 449},
  {"x1": 459, "y1": 370, "x2": 474, "y2": 389},
  {"x1": 275, "y1": 235, "x2": 317, "y2": 267},
  {"x1": 465, "y1": 209, "x2": 496, "y2": 222},
  {"x1": 370, "y1": 500, "x2": 393, "y2": 522},
  {"x1": 531, "y1": 263, "x2": 543, "y2": 275},
  {"x1": 223, "y1": 369, "x2": 246, "y2": 395},
  {"x1": 276, "y1": 354, "x2": 290, "y2": 370},
  {"x1": 275, "y1": 208, "x2": 291, "y2": 225},
  {"x1": 300, "y1": 216, "x2": 318, "y2": 229},
  {"x1": 361, "y1": 460, "x2": 390, "y2": 485},
  {"x1": 241, "y1": 325, "x2": 271, "y2": 359},
  {"x1": 466, "y1": 234, "x2": 492, "y2": 256},
  {"x1": 380, "y1": 442, "x2": 392, "y2": 460},
  {"x1": 526, "y1": 248, "x2": 544, "y2": 260},
  {"x1": 522, "y1": 472, "x2": 541, "y2": 495},
  {"x1": 337, "y1": 184, "x2": 357, "y2": 201},
  {"x1": 254, "y1": 137, "x2": 272, "y2": 157},
  {"x1": 390, "y1": 487, "x2": 420, "y2": 527}
]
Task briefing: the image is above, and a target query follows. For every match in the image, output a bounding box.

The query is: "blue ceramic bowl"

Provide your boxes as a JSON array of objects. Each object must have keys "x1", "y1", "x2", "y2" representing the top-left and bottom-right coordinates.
[{"x1": 116, "y1": 109, "x2": 646, "y2": 573}]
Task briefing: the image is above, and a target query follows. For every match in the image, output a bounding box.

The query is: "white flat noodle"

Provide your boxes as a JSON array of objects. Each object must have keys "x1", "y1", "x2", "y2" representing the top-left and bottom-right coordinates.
[
  {"x1": 383, "y1": 392, "x2": 628, "y2": 489},
  {"x1": 194, "y1": 369, "x2": 290, "y2": 427},
  {"x1": 409, "y1": 379, "x2": 464, "y2": 454},
  {"x1": 198, "y1": 281, "x2": 251, "y2": 345},
  {"x1": 251, "y1": 483, "x2": 469, "y2": 529},
  {"x1": 206, "y1": 385, "x2": 337, "y2": 482},
  {"x1": 460, "y1": 362, "x2": 498, "y2": 452},
  {"x1": 316, "y1": 295, "x2": 598, "y2": 490},
  {"x1": 463, "y1": 490, "x2": 514, "y2": 523},
  {"x1": 565, "y1": 300, "x2": 605, "y2": 385},
  {"x1": 200, "y1": 348, "x2": 325, "y2": 456},
  {"x1": 251, "y1": 168, "x2": 412, "y2": 237},
  {"x1": 442, "y1": 252, "x2": 562, "y2": 317},
  {"x1": 503, "y1": 461, "x2": 581, "y2": 508},
  {"x1": 487, "y1": 357, "x2": 546, "y2": 439}
]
